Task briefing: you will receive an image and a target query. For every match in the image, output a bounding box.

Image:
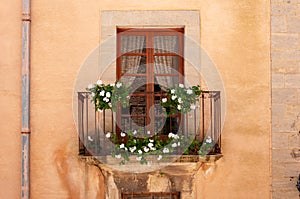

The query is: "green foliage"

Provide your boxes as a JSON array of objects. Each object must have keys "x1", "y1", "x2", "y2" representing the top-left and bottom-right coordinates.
[
  {"x1": 162, "y1": 84, "x2": 202, "y2": 116},
  {"x1": 107, "y1": 131, "x2": 217, "y2": 165},
  {"x1": 86, "y1": 81, "x2": 129, "y2": 111}
]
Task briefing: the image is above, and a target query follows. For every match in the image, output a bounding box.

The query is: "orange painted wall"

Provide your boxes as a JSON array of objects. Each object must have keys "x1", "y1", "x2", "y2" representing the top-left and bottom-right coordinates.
[{"x1": 0, "y1": 0, "x2": 270, "y2": 198}]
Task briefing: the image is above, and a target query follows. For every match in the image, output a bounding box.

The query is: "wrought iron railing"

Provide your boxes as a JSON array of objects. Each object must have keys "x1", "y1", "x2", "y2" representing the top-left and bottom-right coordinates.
[{"x1": 78, "y1": 91, "x2": 221, "y2": 156}]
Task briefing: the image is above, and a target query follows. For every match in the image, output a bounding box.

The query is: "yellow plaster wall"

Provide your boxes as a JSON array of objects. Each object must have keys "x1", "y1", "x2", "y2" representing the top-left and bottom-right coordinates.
[{"x1": 0, "y1": 0, "x2": 270, "y2": 198}]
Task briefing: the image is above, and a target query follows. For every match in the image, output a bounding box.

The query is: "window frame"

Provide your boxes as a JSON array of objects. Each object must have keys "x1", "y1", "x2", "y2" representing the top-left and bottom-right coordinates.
[{"x1": 116, "y1": 28, "x2": 184, "y2": 135}]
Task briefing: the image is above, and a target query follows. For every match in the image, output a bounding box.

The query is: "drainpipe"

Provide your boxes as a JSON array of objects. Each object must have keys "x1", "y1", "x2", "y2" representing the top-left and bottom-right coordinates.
[{"x1": 21, "y1": 0, "x2": 31, "y2": 198}]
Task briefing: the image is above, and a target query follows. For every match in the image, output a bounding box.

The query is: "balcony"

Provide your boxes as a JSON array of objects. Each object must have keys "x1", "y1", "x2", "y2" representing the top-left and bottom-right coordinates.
[{"x1": 77, "y1": 91, "x2": 222, "y2": 164}]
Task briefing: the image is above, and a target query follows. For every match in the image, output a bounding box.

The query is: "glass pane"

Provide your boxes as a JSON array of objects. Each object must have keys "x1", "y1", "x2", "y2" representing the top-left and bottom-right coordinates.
[
  {"x1": 154, "y1": 76, "x2": 179, "y2": 92},
  {"x1": 121, "y1": 76, "x2": 146, "y2": 94},
  {"x1": 121, "y1": 117, "x2": 130, "y2": 132},
  {"x1": 154, "y1": 56, "x2": 179, "y2": 74},
  {"x1": 121, "y1": 35, "x2": 146, "y2": 53},
  {"x1": 154, "y1": 96, "x2": 166, "y2": 115},
  {"x1": 155, "y1": 117, "x2": 166, "y2": 134},
  {"x1": 121, "y1": 56, "x2": 146, "y2": 74},
  {"x1": 131, "y1": 116, "x2": 146, "y2": 134},
  {"x1": 121, "y1": 116, "x2": 146, "y2": 134},
  {"x1": 154, "y1": 35, "x2": 179, "y2": 53},
  {"x1": 129, "y1": 96, "x2": 146, "y2": 115}
]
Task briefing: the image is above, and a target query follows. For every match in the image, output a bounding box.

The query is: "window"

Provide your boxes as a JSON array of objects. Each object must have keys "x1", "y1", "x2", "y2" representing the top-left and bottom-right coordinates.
[
  {"x1": 116, "y1": 28, "x2": 184, "y2": 136},
  {"x1": 121, "y1": 192, "x2": 180, "y2": 199}
]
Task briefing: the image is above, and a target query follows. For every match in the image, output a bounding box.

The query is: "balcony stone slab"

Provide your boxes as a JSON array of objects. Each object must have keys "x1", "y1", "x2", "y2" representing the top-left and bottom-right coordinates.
[{"x1": 79, "y1": 154, "x2": 222, "y2": 199}]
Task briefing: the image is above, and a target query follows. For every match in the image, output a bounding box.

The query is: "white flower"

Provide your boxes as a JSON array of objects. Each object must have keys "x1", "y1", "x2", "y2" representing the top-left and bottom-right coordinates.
[
  {"x1": 116, "y1": 82, "x2": 122, "y2": 88},
  {"x1": 171, "y1": 143, "x2": 177, "y2": 148},
  {"x1": 162, "y1": 98, "x2": 167, "y2": 103},
  {"x1": 190, "y1": 104, "x2": 196, "y2": 110},
  {"x1": 120, "y1": 143, "x2": 125, "y2": 148},
  {"x1": 148, "y1": 143, "x2": 154, "y2": 148},
  {"x1": 136, "y1": 156, "x2": 142, "y2": 161},
  {"x1": 149, "y1": 139, "x2": 154, "y2": 143},
  {"x1": 174, "y1": 134, "x2": 179, "y2": 139},
  {"x1": 171, "y1": 95, "x2": 177, "y2": 100},
  {"x1": 91, "y1": 92, "x2": 95, "y2": 97},
  {"x1": 138, "y1": 150, "x2": 143, "y2": 154},
  {"x1": 147, "y1": 131, "x2": 151, "y2": 135},
  {"x1": 105, "y1": 132, "x2": 111, "y2": 138},
  {"x1": 108, "y1": 103, "x2": 112, "y2": 107},
  {"x1": 124, "y1": 147, "x2": 128, "y2": 151},
  {"x1": 178, "y1": 98, "x2": 182, "y2": 103},
  {"x1": 163, "y1": 148, "x2": 169, "y2": 153},
  {"x1": 103, "y1": 97, "x2": 109, "y2": 102},
  {"x1": 88, "y1": 136, "x2": 93, "y2": 142},
  {"x1": 177, "y1": 142, "x2": 180, "y2": 146},
  {"x1": 129, "y1": 146, "x2": 136, "y2": 153},
  {"x1": 110, "y1": 83, "x2": 115, "y2": 87},
  {"x1": 97, "y1": 108, "x2": 103, "y2": 112},
  {"x1": 115, "y1": 154, "x2": 121, "y2": 159},
  {"x1": 171, "y1": 89, "x2": 175, "y2": 94},
  {"x1": 96, "y1": 80, "x2": 103, "y2": 85},
  {"x1": 187, "y1": 89, "x2": 193, "y2": 94},
  {"x1": 120, "y1": 132, "x2": 126, "y2": 137},
  {"x1": 157, "y1": 155, "x2": 162, "y2": 160},
  {"x1": 168, "y1": 132, "x2": 174, "y2": 138},
  {"x1": 144, "y1": 147, "x2": 149, "y2": 153},
  {"x1": 179, "y1": 83, "x2": 184, "y2": 88},
  {"x1": 132, "y1": 130, "x2": 137, "y2": 135},
  {"x1": 100, "y1": 90, "x2": 105, "y2": 96},
  {"x1": 206, "y1": 136, "x2": 212, "y2": 144},
  {"x1": 88, "y1": 84, "x2": 93, "y2": 89},
  {"x1": 177, "y1": 105, "x2": 181, "y2": 110},
  {"x1": 150, "y1": 147, "x2": 156, "y2": 151},
  {"x1": 106, "y1": 92, "x2": 111, "y2": 98}
]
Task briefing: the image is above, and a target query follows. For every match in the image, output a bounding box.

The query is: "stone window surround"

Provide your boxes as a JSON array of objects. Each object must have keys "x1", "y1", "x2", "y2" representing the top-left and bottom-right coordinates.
[{"x1": 100, "y1": 10, "x2": 201, "y2": 77}]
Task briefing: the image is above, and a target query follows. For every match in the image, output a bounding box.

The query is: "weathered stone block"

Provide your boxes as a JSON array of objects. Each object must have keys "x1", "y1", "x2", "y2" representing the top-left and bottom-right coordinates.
[
  {"x1": 273, "y1": 133, "x2": 289, "y2": 149},
  {"x1": 286, "y1": 163, "x2": 300, "y2": 176},
  {"x1": 287, "y1": 16, "x2": 300, "y2": 32},
  {"x1": 272, "y1": 103, "x2": 286, "y2": 119},
  {"x1": 271, "y1": 33, "x2": 298, "y2": 49},
  {"x1": 272, "y1": 163, "x2": 286, "y2": 177},
  {"x1": 272, "y1": 60, "x2": 298, "y2": 73},
  {"x1": 284, "y1": 3, "x2": 297, "y2": 15},
  {"x1": 272, "y1": 4, "x2": 285, "y2": 15},
  {"x1": 272, "y1": 149, "x2": 299, "y2": 162},
  {"x1": 272, "y1": 118, "x2": 298, "y2": 132},
  {"x1": 272, "y1": 177, "x2": 298, "y2": 189},
  {"x1": 272, "y1": 88, "x2": 298, "y2": 103},
  {"x1": 272, "y1": 74, "x2": 285, "y2": 88},
  {"x1": 288, "y1": 132, "x2": 300, "y2": 148},
  {"x1": 297, "y1": 5, "x2": 300, "y2": 15},
  {"x1": 272, "y1": 3, "x2": 297, "y2": 16},
  {"x1": 286, "y1": 103, "x2": 300, "y2": 113},
  {"x1": 271, "y1": 16, "x2": 287, "y2": 32},
  {"x1": 272, "y1": 49, "x2": 300, "y2": 61},
  {"x1": 272, "y1": 188, "x2": 300, "y2": 199},
  {"x1": 285, "y1": 74, "x2": 300, "y2": 88}
]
